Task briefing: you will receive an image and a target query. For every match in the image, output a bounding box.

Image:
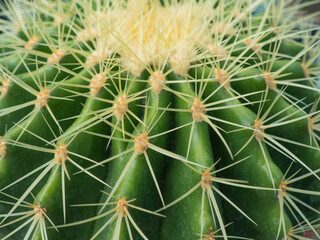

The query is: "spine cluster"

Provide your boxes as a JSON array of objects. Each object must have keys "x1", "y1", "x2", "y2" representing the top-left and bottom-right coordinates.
[{"x1": 0, "y1": 0, "x2": 320, "y2": 239}]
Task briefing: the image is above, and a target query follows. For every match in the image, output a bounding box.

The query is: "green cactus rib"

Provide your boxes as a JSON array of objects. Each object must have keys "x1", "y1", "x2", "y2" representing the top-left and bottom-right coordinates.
[
  {"x1": 159, "y1": 71, "x2": 216, "y2": 240},
  {"x1": 0, "y1": 0, "x2": 320, "y2": 239}
]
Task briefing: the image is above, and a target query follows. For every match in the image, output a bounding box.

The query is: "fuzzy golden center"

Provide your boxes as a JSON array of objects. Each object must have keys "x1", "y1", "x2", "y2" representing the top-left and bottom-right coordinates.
[
  {"x1": 33, "y1": 204, "x2": 47, "y2": 220},
  {"x1": 47, "y1": 49, "x2": 66, "y2": 64},
  {"x1": 208, "y1": 44, "x2": 228, "y2": 58},
  {"x1": 170, "y1": 52, "x2": 191, "y2": 76},
  {"x1": 116, "y1": 197, "x2": 128, "y2": 217},
  {"x1": 77, "y1": 28, "x2": 98, "y2": 42},
  {"x1": 0, "y1": 78, "x2": 10, "y2": 99},
  {"x1": 214, "y1": 68, "x2": 230, "y2": 88},
  {"x1": 54, "y1": 145, "x2": 68, "y2": 165},
  {"x1": 253, "y1": 120, "x2": 265, "y2": 141},
  {"x1": 90, "y1": 73, "x2": 107, "y2": 96},
  {"x1": 25, "y1": 37, "x2": 40, "y2": 50},
  {"x1": 204, "y1": 230, "x2": 216, "y2": 240},
  {"x1": 134, "y1": 132, "x2": 149, "y2": 154},
  {"x1": 113, "y1": 95, "x2": 128, "y2": 121},
  {"x1": 35, "y1": 89, "x2": 51, "y2": 110},
  {"x1": 0, "y1": 138, "x2": 6, "y2": 157},
  {"x1": 263, "y1": 73, "x2": 277, "y2": 90},
  {"x1": 86, "y1": 49, "x2": 111, "y2": 68},
  {"x1": 201, "y1": 170, "x2": 212, "y2": 191},
  {"x1": 308, "y1": 116, "x2": 316, "y2": 133},
  {"x1": 149, "y1": 71, "x2": 166, "y2": 95},
  {"x1": 244, "y1": 38, "x2": 262, "y2": 52},
  {"x1": 278, "y1": 181, "x2": 288, "y2": 199},
  {"x1": 190, "y1": 98, "x2": 206, "y2": 122},
  {"x1": 301, "y1": 63, "x2": 310, "y2": 78}
]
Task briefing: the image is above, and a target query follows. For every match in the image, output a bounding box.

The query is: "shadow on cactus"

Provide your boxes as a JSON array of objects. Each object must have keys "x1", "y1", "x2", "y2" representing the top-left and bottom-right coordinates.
[{"x1": 0, "y1": 0, "x2": 320, "y2": 239}]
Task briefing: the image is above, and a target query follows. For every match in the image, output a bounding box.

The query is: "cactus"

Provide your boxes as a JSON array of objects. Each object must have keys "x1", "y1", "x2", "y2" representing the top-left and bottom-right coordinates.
[{"x1": 0, "y1": 0, "x2": 320, "y2": 239}]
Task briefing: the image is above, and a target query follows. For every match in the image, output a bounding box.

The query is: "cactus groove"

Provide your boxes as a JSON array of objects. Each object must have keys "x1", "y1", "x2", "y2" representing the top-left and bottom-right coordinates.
[{"x1": 0, "y1": 0, "x2": 320, "y2": 239}]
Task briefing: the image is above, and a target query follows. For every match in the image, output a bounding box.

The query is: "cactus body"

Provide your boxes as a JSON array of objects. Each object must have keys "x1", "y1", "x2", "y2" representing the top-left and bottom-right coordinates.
[{"x1": 0, "y1": 0, "x2": 320, "y2": 239}]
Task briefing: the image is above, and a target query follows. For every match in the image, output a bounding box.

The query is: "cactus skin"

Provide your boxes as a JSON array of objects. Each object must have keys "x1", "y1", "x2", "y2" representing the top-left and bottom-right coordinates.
[{"x1": 0, "y1": 0, "x2": 320, "y2": 239}]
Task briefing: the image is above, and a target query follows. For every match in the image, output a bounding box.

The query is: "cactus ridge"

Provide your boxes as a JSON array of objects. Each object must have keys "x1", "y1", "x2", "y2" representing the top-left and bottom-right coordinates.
[{"x1": 0, "y1": 0, "x2": 320, "y2": 239}]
